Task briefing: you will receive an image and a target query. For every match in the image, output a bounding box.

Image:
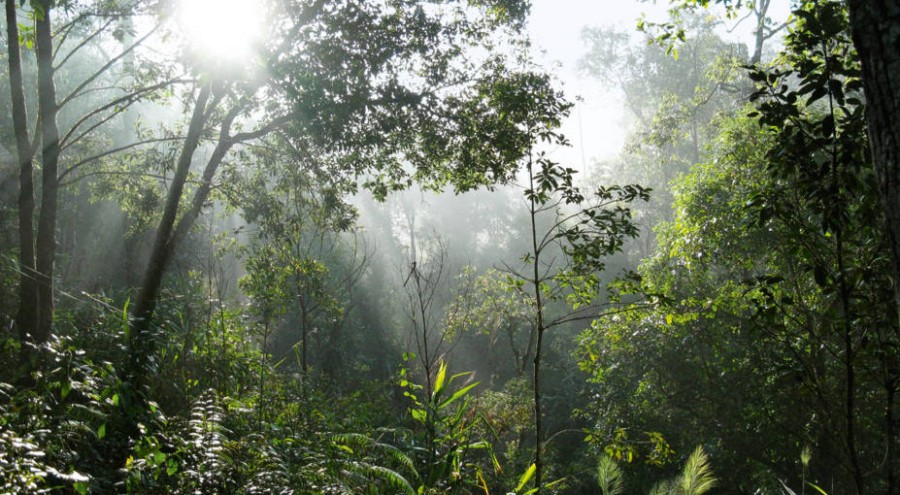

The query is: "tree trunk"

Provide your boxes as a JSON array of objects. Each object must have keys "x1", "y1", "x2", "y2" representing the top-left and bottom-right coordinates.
[
  {"x1": 6, "y1": 0, "x2": 38, "y2": 347},
  {"x1": 527, "y1": 159, "x2": 545, "y2": 494},
  {"x1": 34, "y1": 0, "x2": 61, "y2": 344},
  {"x1": 126, "y1": 82, "x2": 212, "y2": 385},
  {"x1": 847, "y1": 1, "x2": 900, "y2": 322},
  {"x1": 126, "y1": 84, "x2": 244, "y2": 388},
  {"x1": 887, "y1": 378, "x2": 897, "y2": 495}
]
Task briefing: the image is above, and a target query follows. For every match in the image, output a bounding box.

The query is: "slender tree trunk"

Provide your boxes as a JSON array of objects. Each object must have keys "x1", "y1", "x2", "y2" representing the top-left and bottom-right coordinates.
[
  {"x1": 847, "y1": 1, "x2": 900, "y2": 325},
  {"x1": 34, "y1": 0, "x2": 60, "y2": 343},
  {"x1": 527, "y1": 159, "x2": 545, "y2": 494},
  {"x1": 887, "y1": 378, "x2": 897, "y2": 495},
  {"x1": 5, "y1": 0, "x2": 38, "y2": 347},
  {"x1": 824, "y1": 33, "x2": 864, "y2": 492},
  {"x1": 749, "y1": 0, "x2": 771, "y2": 65},
  {"x1": 299, "y1": 292, "x2": 309, "y2": 375},
  {"x1": 258, "y1": 321, "x2": 269, "y2": 432},
  {"x1": 126, "y1": 82, "x2": 212, "y2": 385}
]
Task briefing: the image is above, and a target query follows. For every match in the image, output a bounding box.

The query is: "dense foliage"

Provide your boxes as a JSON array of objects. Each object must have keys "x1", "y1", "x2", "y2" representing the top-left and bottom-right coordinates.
[{"x1": 1, "y1": 0, "x2": 898, "y2": 494}]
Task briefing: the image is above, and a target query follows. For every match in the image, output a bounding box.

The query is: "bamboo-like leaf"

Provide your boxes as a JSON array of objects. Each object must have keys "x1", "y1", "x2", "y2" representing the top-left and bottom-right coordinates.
[
  {"x1": 438, "y1": 381, "x2": 479, "y2": 410},
  {"x1": 447, "y1": 370, "x2": 472, "y2": 385},
  {"x1": 122, "y1": 297, "x2": 131, "y2": 340},
  {"x1": 477, "y1": 467, "x2": 490, "y2": 495},
  {"x1": 516, "y1": 463, "x2": 536, "y2": 493},
  {"x1": 808, "y1": 483, "x2": 829, "y2": 495},
  {"x1": 433, "y1": 361, "x2": 448, "y2": 399}
]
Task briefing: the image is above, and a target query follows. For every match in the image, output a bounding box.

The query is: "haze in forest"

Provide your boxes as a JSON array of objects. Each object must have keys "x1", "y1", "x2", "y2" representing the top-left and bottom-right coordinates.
[{"x1": 2, "y1": 1, "x2": 898, "y2": 494}]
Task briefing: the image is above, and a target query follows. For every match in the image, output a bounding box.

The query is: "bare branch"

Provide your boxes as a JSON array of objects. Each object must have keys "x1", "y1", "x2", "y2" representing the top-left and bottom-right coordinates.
[
  {"x1": 545, "y1": 301, "x2": 658, "y2": 331},
  {"x1": 58, "y1": 136, "x2": 185, "y2": 183},
  {"x1": 60, "y1": 76, "x2": 185, "y2": 148},
  {"x1": 53, "y1": 17, "x2": 115, "y2": 70},
  {"x1": 57, "y1": 22, "x2": 161, "y2": 110},
  {"x1": 59, "y1": 168, "x2": 198, "y2": 188}
]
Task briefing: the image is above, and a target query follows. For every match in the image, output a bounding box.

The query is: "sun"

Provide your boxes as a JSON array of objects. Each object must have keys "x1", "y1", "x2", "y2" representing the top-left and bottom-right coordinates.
[{"x1": 177, "y1": 0, "x2": 266, "y2": 65}]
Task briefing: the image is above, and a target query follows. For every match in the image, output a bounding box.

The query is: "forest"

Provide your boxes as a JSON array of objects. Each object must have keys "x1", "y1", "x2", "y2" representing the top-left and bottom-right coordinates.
[{"x1": 1, "y1": 0, "x2": 899, "y2": 493}]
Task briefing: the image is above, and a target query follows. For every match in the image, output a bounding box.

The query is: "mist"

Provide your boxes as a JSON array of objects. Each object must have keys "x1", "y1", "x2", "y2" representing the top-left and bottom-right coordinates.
[{"x1": 5, "y1": 1, "x2": 898, "y2": 494}]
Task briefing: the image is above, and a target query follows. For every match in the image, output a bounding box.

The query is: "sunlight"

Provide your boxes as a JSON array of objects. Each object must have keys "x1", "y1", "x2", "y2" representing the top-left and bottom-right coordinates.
[{"x1": 177, "y1": 0, "x2": 266, "y2": 66}]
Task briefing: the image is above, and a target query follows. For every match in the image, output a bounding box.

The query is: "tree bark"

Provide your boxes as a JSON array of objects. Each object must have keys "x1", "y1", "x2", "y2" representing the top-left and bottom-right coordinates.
[
  {"x1": 34, "y1": 0, "x2": 61, "y2": 344},
  {"x1": 6, "y1": 0, "x2": 38, "y2": 346},
  {"x1": 847, "y1": 0, "x2": 900, "y2": 321}
]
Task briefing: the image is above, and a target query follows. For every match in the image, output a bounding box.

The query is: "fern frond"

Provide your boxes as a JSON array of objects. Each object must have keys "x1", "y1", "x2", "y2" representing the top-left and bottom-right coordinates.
[
  {"x1": 597, "y1": 454, "x2": 625, "y2": 495},
  {"x1": 344, "y1": 461, "x2": 416, "y2": 495},
  {"x1": 373, "y1": 441, "x2": 417, "y2": 477},
  {"x1": 331, "y1": 432, "x2": 375, "y2": 451},
  {"x1": 679, "y1": 446, "x2": 716, "y2": 495},
  {"x1": 647, "y1": 479, "x2": 675, "y2": 495}
]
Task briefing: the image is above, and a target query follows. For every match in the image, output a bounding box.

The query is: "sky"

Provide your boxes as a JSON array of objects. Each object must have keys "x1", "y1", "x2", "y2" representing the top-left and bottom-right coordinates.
[
  {"x1": 524, "y1": 0, "x2": 793, "y2": 171},
  {"x1": 527, "y1": 1, "x2": 652, "y2": 168}
]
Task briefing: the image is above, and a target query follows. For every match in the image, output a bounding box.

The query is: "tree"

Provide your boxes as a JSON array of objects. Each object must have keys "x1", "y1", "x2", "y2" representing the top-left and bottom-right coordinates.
[
  {"x1": 122, "y1": 0, "x2": 562, "y2": 391},
  {"x1": 577, "y1": 12, "x2": 899, "y2": 481},
  {"x1": 232, "y1": 134, "x2": 359, "y2": 378},
  {"x1": 579, "y1": 13, "x2": 749, "y2": 258},
  {"x1": 4, "y1": 0, "x2": 176, "y2": 363},
  {"x1": 846, "y1": 0, "x2": 900, "y2": 327},
  {"x1": 482, "y1": 67, "x2": 650, "y2": 491},
  {"x1": 5, "y1": 0, "x2": 37, "y2": 352},
  {"x1": 670, "y1": 0, "x2": 900, "y2": 401}
]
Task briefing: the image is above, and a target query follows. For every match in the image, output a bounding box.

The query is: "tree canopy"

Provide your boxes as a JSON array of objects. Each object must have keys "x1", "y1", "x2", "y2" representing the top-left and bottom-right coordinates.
[{"x1": 1, "y1": 1, "x2": 899, "y2": 494}]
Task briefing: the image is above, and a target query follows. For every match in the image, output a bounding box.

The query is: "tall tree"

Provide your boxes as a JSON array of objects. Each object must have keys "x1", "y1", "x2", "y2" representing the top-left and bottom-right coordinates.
[
  {"x1": 5, "y1": 0, "x2": 37, "y2": 348},
  {"x1": 579, "y1": 14, "x2": 747, "y2": 258},
  {"x1": 33, "y1": 0, "x2": 61, "y2": 345},
  {"x1": 846, "y1": 1, "x2": 900, "y2": 325},
  {"x1": 4, "y1": 0, "x2": 176, "y2": 361},
  {"x1": 482, "y1": 68, "x2": 649, "y2": 491},
  {"x1": 674, "y1": 0, "x2": 900, "y2": 377}
]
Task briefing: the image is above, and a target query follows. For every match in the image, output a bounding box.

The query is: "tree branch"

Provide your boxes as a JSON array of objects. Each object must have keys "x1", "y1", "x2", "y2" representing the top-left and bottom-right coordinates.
[
  {"x1": 58, "y1": 136, "x2": 185, "y2": 183},
  {"x1": 53, "y1": 17, "x2": 115, "y2": 70},
  {"x1": 57, "y1": 22, "x2": 160, "y2": 110}
]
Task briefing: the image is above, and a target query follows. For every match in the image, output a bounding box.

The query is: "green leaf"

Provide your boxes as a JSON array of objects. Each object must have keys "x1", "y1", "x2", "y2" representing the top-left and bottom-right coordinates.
[
  {"x1": 516, "y1": 463, "x2": 536, "y2": 493},
  {"x1": 97, "y1": 423, "x2": 106, "y2": 440},
  {"x1": 122, "y1": 297, "x2": 131, "y2": 340},
  {"x1": 364, "y1": 465, "x2": 416, "y2": 495},
  {"x1": 433, "y1": 360, "x2": 448, "y2": 398},
  {"x1": 438, "y1": 381, "x2": 479, "y2": 410},
  {"x1": 411, "y1": 408, "x2": 427, "y2": 423}
]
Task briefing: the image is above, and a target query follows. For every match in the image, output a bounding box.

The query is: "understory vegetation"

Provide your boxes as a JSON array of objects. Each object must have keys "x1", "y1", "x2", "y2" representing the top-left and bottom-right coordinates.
[{"x1": 1, "y1": 0, "x2": 898, "y2": 494}]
